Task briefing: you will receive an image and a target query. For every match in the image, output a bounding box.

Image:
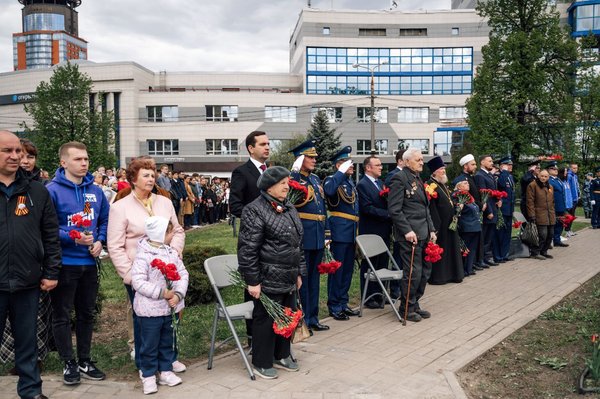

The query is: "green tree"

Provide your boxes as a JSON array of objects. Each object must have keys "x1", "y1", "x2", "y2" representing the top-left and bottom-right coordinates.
[
  {"x1": 22, "y1": 62, "x2": 116, "y2": 171},
  {"x1": 268, "y1": 133, "x2": 307, "y2": 168},
  {"x1": 307, "y1": 110, "x2": 342, "y2": 179},
  {"x1": 466, "y1": 0, "x2": 579, "y2": 162}
]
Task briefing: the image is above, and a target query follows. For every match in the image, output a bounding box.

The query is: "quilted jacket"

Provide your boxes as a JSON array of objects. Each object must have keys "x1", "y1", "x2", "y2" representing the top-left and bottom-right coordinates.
[{"x1": 238, "y1": 194, "x2": 306, "y2": 294}]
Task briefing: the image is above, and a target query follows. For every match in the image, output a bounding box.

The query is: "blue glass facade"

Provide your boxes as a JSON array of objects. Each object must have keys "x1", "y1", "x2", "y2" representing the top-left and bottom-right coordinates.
[
  {"x1": 568, "y1": 0, "x2": 600, "y2": 36},
  {"x1": 24, "y1": 13, "x2": 65, "y2": 32},
  {"x1": 306, "y1": 47, "x2": 473, "y2": 95}
]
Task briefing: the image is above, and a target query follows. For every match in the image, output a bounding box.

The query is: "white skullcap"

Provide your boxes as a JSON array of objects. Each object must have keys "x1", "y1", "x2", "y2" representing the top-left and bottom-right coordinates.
[
  {"x1": 459, "y1": 154, "x2": 475, "y2": 167},
  {"x1": 145, "y1": 216, "x2": 169, "y2": 244}
]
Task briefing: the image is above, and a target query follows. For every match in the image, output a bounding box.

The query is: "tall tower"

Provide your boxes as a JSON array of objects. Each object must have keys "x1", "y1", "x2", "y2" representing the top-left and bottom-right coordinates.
[{"x1": 13, "y1": 0, "x2": 88, "y2": 71}]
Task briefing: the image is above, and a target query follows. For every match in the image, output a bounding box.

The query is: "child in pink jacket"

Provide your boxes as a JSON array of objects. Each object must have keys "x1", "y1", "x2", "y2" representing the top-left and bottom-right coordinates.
[{"x1": 131, "y1": 216, "x2": 189, "y2": 395}]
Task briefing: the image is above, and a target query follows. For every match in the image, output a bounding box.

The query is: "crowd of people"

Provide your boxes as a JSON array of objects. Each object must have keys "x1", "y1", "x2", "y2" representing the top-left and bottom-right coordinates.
[{"x1": 1, "y1": 127, "x2": 600, "y2": 397}]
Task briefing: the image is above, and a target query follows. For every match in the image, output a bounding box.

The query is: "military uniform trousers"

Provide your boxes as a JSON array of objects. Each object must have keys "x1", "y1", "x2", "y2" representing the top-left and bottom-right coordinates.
[
  {"x1": 493, "y1": 215, "x2": 512, "y2": 261},
  {"x1": 327, "y1": 242, "x2": 355, "y2": 314},
  {"x1": 300, "y1": 248, "x2": 324, "y2": 327}
]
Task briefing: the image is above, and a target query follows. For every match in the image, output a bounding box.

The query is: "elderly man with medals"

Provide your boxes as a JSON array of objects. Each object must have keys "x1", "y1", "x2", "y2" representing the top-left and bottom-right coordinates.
[
  {"x1": 323, "y1": 146, "x2": 360, "y2": 321},
  {"x1": 289, "y1": 140, "x2": 330, "y2": 333}
]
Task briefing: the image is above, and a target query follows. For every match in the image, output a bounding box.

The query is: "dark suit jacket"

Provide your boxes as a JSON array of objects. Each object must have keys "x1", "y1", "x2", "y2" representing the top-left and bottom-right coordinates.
[
  {"x1": 356, "y1": 175, "x2": 391, "y2": 240},
  {"x1": 388, "y1": 168, "x2": 434, "y2": 241},
  {"x1": 384, "y1": 166, "x2": 401, "y2": 187},
  {"x1": 474, "y1": 169, "x2": 498, "y2": 224},
  {"x1": 230, "y1": 160, "x2": 261, "y2": 218}
]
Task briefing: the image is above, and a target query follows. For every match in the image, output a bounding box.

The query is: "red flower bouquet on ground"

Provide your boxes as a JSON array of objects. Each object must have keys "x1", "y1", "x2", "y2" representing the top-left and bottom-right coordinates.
[
  {"x1": 424, "y1": 241, "x2": 444, "y2": 263},
  {"x1": 317, "y1": 245, "x2": 342, "y2": 274},
  {"x1": 230, "y1": 270, "x2": 302, "y2": 338},
  {"x1": 287, "y1": 180, "x2": 308, "y2": 205}
]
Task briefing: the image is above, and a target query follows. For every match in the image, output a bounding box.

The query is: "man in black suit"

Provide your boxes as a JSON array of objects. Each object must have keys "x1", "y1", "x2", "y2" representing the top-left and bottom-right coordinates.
[
  {"x1": 474, "y1": 155, "x2": 501, "y2": 266},
  {"x1": 385, "y1": 148, "x2": 405, "y2": 299},
  {"x1": 388, "y1": 148, "x2": 437, "y2": 322},
  {"x1": 229, "y1": 130, "x2": 270, "y2": 346},
  {"x1": 356, "y1": 155, "x2": 392, "y2": 309}
]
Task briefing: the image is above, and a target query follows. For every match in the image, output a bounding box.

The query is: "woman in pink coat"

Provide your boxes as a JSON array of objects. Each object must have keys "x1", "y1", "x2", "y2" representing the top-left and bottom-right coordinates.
[{"x1": 107, "y1": 157, "x2": 186, "y2": 373}]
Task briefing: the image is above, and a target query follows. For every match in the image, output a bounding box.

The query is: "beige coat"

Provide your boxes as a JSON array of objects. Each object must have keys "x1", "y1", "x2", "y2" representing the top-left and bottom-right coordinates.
[
  {"x1": 526, "y1": 180, "x2": 556, "y2": 226},
  {"x1": 107, "y1": 193, "x2": 185, "y2": 285}
]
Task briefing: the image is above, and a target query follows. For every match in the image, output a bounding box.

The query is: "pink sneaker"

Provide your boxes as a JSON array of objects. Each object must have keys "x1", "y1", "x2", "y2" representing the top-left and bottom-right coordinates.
[
  {"x1": 141, "y1": 375, "x2": 157, "y2": 395},
  {"x1": 172, "y1": 360, "x2": 186, "y2": 373},
  {"x1": 158, "y1": 371, "x2": 182, "y2": 387}
]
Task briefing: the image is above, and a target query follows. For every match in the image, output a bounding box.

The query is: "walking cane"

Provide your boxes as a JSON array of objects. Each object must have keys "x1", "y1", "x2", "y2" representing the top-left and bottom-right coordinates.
[{"x1": 403, "y1": 242, "x2": 417, "y2": 326}]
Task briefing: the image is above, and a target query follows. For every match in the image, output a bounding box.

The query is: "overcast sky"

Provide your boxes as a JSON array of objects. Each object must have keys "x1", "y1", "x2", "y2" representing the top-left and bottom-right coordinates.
[{"x1": 0, "y1": 0, "x2": 450, "y2": 74}]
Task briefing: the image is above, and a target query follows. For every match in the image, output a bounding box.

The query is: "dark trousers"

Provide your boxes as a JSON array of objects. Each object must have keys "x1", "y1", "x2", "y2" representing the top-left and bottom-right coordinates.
[
  {"x1": 461, "y1": 231, "x2": 480, "y2": 276},
  {"x1": 360, "y1": 236, "x2": 390, "y2": 302},
  {"x1": 554, "y1": 211, "x2": 565, "y2": 245},
  {"x1": 398, "y1": 239, "x2": 432, "y2": 314},
  {"x1": 51, "y1": 265, "x2": 98, "y2": 362},
  {"x1": 566, "y1": 205, "x2": 577, "y2": 231},
  {"x1": 493, "y1": 215, "x2": 512, "y2": 261},
  {"x1": 172, "y1": 200, "x2": 181, "y2": 218},
  {"x1": 0, "y1": 288, "x2": 42, "y2": 398},
  {"x1": 482, "y1": 223, "x2": 495, "y2": 262},
  {"x1": 300, "y1": 249, "x2": 323, "y2": 327},
  {"x1": 138, "y1": 315, "x2": 174, "y2": 377},
  {"x1": 327, "y1": 242, "x2": 355, "y2": 313},
  {"x1": 532, "y1": 224, "x2": 553, "y2": 256},
  {"x1": 251, "y1": 292, "x2": 293, "y2": 369},
  {"x1": 593, "y1": 203, "x2": 600, "y2": 228}
]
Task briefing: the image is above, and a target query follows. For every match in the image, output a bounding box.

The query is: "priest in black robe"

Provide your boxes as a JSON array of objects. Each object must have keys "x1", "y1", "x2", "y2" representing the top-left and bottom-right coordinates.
[{"x1": 424, "y1": 156, "x2": 464, "y2": 285}]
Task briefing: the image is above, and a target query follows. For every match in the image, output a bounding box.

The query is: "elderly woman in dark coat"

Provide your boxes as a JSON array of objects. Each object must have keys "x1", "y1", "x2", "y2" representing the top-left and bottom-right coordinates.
[{"x1": 237, "y1": 166, "x2": 306, "y2": 380}]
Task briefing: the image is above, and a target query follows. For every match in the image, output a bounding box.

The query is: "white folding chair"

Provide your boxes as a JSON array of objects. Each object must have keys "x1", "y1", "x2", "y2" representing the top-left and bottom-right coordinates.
[
  {"x1": 356, "y1": 234, "x2": 403, "y2": 322},
  {"x1": 204, "y1": 254, "x2": 255, "y2": 380}
]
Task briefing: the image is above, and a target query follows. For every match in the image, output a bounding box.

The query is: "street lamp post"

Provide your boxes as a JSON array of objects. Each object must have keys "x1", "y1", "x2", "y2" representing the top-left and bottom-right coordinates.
[{"x1": 352, "y1": 60, "x2": 388, "y2": 155}]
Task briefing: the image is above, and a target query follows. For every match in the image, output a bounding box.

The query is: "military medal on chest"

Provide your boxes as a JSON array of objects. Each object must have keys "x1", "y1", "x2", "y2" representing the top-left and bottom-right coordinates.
[{"x1": 15, "y1": 195, "x2": 29, "y2": 216}]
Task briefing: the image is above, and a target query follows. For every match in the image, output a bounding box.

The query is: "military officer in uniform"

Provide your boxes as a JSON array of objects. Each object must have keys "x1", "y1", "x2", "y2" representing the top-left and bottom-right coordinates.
[
  {"x1": 591, "y1": 167, "x2": 600, "y2": 229},
  {"x1": 323, "y1": 146, "x2": 360, "y2": 321},
  {"x1": 289, "y1": 140, "x2": 330, "y2": 333},
  {"x1": 494, "y1": 156, "x2": 515, "y2": 262}
]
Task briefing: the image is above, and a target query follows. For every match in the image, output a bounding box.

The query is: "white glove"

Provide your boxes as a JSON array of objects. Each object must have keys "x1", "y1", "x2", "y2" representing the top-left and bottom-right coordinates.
[
  {"x1": 592, "y1": 200, "x2": 596, "y2": 206},
  {"x1": 291, "y1": 155, "x2": 304, "y2": 172},
  {"x1": 338, "y1": 159, "x2": 353, "y2": 174}
]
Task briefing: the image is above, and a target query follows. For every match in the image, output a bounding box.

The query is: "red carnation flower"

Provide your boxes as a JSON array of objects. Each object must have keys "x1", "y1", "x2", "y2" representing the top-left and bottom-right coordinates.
[{"x1": 69, "y1": 229, "x2": 82, "y2": 240}]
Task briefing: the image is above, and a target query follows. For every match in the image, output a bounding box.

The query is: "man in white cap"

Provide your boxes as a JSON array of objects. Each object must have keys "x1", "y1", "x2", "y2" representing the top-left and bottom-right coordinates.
[{"x1": 456, "y1": 154, "x2": 486, "y2": 271}]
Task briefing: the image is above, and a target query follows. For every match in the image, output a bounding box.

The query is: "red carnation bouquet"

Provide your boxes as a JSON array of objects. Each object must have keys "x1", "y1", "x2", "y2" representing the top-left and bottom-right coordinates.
[
  {"x1": 424, "y1": 241, "x2": 444, "y2": 263},
  {"x1": 559, "y1": 214, "x2": 577, "y2": 228},
  {"x1": 230, "y1": 270, "x2": 303, "y2": 339},
  {"x1": 459, "y1": 237, "x2": 470, "y2": 257},
  {"x1": 317, "y1": 244, "x2": 342, "y2": 274},
  {"x1": 478, "y1": 189, "x2": 493, "y2": 223},
  {"x1": 491, "y1": 190, "x2": 508, "y2": 229},
  {"x1": 450, "y1": 190, "x2": 475, "y2": 231},
  {"x1": 512, "y1": 220, "x2": 523, "y2": 229},
  {"x1": 287, "y1": 180, "x2": 308, "y2": 205},
  {"x1": 379, "y1": 186, "x2": 390, "y2": 198},
  {"x1": 69, "y1": 214, "x2": 102, "y2": 272},
  {"x1": 151, "y1": 258, "x2": 182, "y2": 349}
]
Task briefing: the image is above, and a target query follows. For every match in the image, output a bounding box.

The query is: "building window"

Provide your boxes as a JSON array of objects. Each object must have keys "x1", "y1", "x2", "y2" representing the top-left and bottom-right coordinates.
[
  {"x1": 147, "y1": 106, "x2": 178, "y2": 122},
  {"x1": 399, "y1": 28, "x2": 427, "y2": 37},
  {"x1": 311, "y1": 107, "x2": 343, "y2": 123},
  {"x1": 323, "y1": 27, "x2": 330, "y2": 35},
  {"x1": 357, "y1": 139, "x2": 388, "y2": 155},
  {"x1": 306, "y1": 47, "x2": 473, "y2": 95},
  {"x1": 434, "y1": 130, "x2": 465, "y2": 156},
  {"x1": 206, "y1": 105, "x2": 238, "y2": 122},
  {"x1": 265, "y1": 106, "x2": 297, "y2": 122},
  {"x1": 452, "y1": 27, "x2": 460, "y2": 35},
  {"x1": 398, "y1": 139, "x2": 430, "y2": 154},
  {"x1": 398, "y1": 107, "x2": 429, "y2": 123},
  {"x1": 148, "y1": 139, "x2": 179, "y2": 155},
  {"x1": 574, "y1": 4, "x2": 600, "y2": 32},
  {"x1": 359, "y1": 28, "x2": 386, "y2": 37},
  {"x1": 206, "y1": 139, "x2": 239, "y2": 155},
  {"x1": 357, "y1": 107, "x2": 388, "y2": 123},
  {"x1": 439, "y1": 106, "x2": 467, "y2": 120}
]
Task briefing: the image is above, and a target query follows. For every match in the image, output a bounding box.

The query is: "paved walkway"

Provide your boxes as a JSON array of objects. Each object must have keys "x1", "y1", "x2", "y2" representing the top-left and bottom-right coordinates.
[{"x1": 2, "y1": 228, "x2": 599, "y2": 399}]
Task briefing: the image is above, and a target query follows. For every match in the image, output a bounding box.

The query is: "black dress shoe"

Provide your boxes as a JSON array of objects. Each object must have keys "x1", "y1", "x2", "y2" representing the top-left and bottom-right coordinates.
[
  {"x1": 405, "y1": 312, "x2": 422, "y2": 322},
  {"x1": 554, "y1": 242, "x2": 569, "y2": 247},
  {"x1": 541, "y1": 253, "x2": 554, "y2": 259},
  {"x1": 309, "y1": 322, "x2": 330, "y2": 331},
  {"x1": 496, "y1": 259, "x2": 506, "y2": 264},
  {"x1": 473, "y1": 265, "x2": 484, "y2": 271},
  {"x1": 415, "y1": 309, "x2": 431, "y2": 319},
  {"x1": 308, "y1": 328, "x2": 313, "y2": 337},
  {"x1": 505, "y1": 257, "x2": 515, "y2": 261},
  {"x1": 329, "y1": 311, "x2": 349, "y2": 321},
  {"x1": 364, "y1": 300, "x2": 383, "y2": 309},
  {"x1": 343, "y1": 307, "x2": 360, "y2": 317},
  {"x1": 484, "y1": 260, "x2": 499, "y2": 266}
]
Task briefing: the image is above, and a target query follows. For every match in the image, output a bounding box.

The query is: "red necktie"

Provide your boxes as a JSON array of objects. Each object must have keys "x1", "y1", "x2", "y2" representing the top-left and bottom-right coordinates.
[{"x1": 260, "y1": 165, "x2": 267, "y2": 172}]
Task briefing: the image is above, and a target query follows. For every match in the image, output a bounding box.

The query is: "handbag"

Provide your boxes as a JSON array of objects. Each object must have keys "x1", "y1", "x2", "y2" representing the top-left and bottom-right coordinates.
[
  {"x1": 291, "y1": 290, "x2": 310, "y2": 344},
  {"x1": 521, "y1": 222, "x2": 539, "y2": 247}
]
